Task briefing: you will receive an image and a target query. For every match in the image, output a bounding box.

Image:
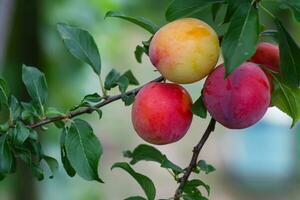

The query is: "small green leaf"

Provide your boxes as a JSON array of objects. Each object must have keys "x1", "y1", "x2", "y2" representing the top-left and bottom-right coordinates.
[
  {"x1": 165, "y1": 0, "x2": 225, "y2": 21},
  {"x1": 121, "y1": 94, "x2": 135, "y2": 106},
  {"x1": 64, "y1": 119, "x2": 103, "y2": 182},
  {"x1": 125, "y1": 197, "x2": 146, "y2": 200},
  {"x1": 0, "y1": 79, "x2": 9, "y2": 106},
  {"x1": 104, "y1": 69, "x2": 120, "y2": 90},
  {"x1": 42, "y1": 155, "x2": 59, "y2": 179},
  {"x1": 183, "y1": 194, "x2": 208, "y2": 200},
  {"x1": 82, "y1": 93, "x2": 102, "y2": 103},
  {"x1": 184, "y1": 179, "x2": 210, "y2": 196},
  {"x1": 31, "y1": 163, "x2": 44, "y2": 181},
  {"x1": 13, "y1": 121, "x2": 30, "y2": 145},
  {"x1": 22, "y1": 65, "x2": 48, "y2": 116},
  {"x1": 135, "y1": 45, "x2": 145, "y2": 63},
  {"x1": 112, "y1": 162, "x2": 156, "y2": 200},
  {"x1": 0, "y1": 134, "x2": 15, "y2": 173},
  {"x1": 197, "y1": 160, "x2": 216, "y2": 174},
  {"x1": 105, "y1": 11, "x2": 159, "y2": 34},
  {"x1": 9, "y1": 96, "x2": 21, "y2": 121},
  {"x1": 45, "y1": 107, "x2": 65, "y2": 118},
  {"x1": 271, "y1": 77, "x2": 300, "y2": 127},
  {"x1": 60, "y1": 129, "x2": 76, "y2": 177},
  {"x1": 95, "y1": 109, "x2": 102, "y2": 119},
  {"x1": 192, "y1": 95, "x2": 207, "y2": 118},
  {"x1": 123, "y1": 71, "x2": 139, "y2": 86},
  {"x1": 222, "y1": 2, "x2": 259, "y2": 75},
  {"x1": 117, "y1": 76, "x2": 130, "y2": 93},
  {"x1": 276, "y1": 20, "x2": 300, "y2": 87},
  {"x1": 57, "y1": 23, "x2": 101, "y2": 75},
  {"x1": 124, "y1": 144, "x2": 182, "y2": 174}
]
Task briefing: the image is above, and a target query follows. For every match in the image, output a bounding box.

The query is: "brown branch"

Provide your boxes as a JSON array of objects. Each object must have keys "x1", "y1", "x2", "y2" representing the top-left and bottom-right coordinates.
[
  {"x1": 27, "y1": 76, "x2": 165, "y2": 129},
  {"x1": 174, "y1": 118, "x2": 216, "y2": 200}
]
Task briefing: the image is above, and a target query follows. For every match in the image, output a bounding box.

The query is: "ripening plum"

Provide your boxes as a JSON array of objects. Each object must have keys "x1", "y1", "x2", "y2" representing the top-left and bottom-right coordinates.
[
  {"x1": 250, "y1": 42, "x2": 280, "y2": 72},
  {"x1": 131, "y1": 82, "x2": 193, "y2": 145},
  {"x1": 203, "y1": 62, "x2": 271, "y2": 129},
  {"x1": 149, "y1": 18, "x2": 220, "y2": 84}
]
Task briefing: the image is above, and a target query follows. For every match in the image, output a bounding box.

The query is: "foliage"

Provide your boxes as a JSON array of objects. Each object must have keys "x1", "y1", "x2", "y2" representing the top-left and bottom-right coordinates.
[{"x1": 1, "y1": 0, "x2": 300, "y2": 199}]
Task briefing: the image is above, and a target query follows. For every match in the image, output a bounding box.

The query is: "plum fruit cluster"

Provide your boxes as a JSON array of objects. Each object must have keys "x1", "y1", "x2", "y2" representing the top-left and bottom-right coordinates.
[{"x1": 131, "y1": 18, "x2": 279, "y2": 145}]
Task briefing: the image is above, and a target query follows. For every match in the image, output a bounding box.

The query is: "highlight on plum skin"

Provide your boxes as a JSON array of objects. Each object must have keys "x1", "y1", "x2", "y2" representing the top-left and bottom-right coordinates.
[
  {"x1": 203, "y1": 62, "x2": 271, "y2": 129},
  {"x1": 131, "y1": 82, "x2": 193, "y2": 145},
  {"x1": 149, "y1": 18, "x2": 220, "y2": 84}
]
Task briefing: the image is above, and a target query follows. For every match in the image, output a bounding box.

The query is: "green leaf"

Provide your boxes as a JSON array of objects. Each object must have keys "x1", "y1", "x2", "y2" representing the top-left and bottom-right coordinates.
[
  {"x1": 211, "y1": 3, "x2": 223, "y2": 21},
  {"x1": 197, "y1": 160, "x2": 216, "y2": 174},
  {"x1": 105, "y1": 11, "x2": 159, "y2": 34},
  {"x1": 64, "y1": 119, "x2": 103, "y2": 182},
  {"x1": 123, "y1": 71, "x2": 139, "y2": 86},
  {"x1": 60, "y1": 129, "x2": 76, "y2": 177},
  {"x1": 117, "y1": 76, "x2": 130, "y2": 93},
  {"x1": 57, "y1": 23, "x2": 101, "y2": 75},
  {"x1": 224, "y1": 0, "x2": 250, "y2": 23},
  {"x1": 276, "y1": 20, "x2": 300, "y2": 87},
  {"x1": 0, "y1": 134, "x2": 15, "y2": 173},
  {"x1": 125, "y1": 197, "x2": 146, "y2": 200},
  {"x1": 192, "y1": 95, "x2": 207, "y2": 118},
  {"x1": 183, "y1": 194, "x2": 208, "y2": 200},
  {"x1": 105, "y1": 69, "x2": 139, "y2": 93},
  {"x1": 22, "y1": 65, "x2": 48, "y2": 114},
  {"x1": 82, "y1": 93, "x2": 102, "y2": 103},
  {"x1": 124, "y1": 144, "x2": 182, "y2": 174},
  {"x1": 184, "y1": 179, "x2": 210, "y2": 196},
  {"x1": 135, "y1": 45, "x2": 145, "y2": 63},
  {"x1": 271, "y1": 78, "x2": 300, "y2": 127},
  {"x1": 0, "y1": 79, "x2": 9, "y2": 106},
  {"x1": 13, "y1": 121, "x2": 30, "y2": 145},
  {"x1": 165, "y1": 0, "x2": 225, "y2": 21},
  {"x1": 42, "y1": 155, "x2": 59, "y2": 179},
  {"x1": 104, "y1": 69, "x2": 120, "y2": 90},
  {"x1": 112, "y1": 162, "x2": 156, "y2": 200},
  {"x1": 279, "y1": 0, "x2": 300, "y2": 22},
  {"x1": 222, "y1": 2, "x2": 259, "y2": 75},
  {"x1": 121, "y1": 94, "x2": 135, "y2": 106},
  {"x1": 45, "y1": 107, "x2": 65, "y2": 118},
  {"x1": 9, "y1": 96, "x2": 21, "y2": 121},
  {"x1": 31, "y1": 163, "x2": 44, "y2": 181}
]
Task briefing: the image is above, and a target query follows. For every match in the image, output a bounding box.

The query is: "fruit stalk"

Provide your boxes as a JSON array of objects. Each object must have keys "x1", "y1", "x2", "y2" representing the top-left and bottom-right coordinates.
[{"x1": 174, "y1": 118, "x2": 216, "y2": 200}]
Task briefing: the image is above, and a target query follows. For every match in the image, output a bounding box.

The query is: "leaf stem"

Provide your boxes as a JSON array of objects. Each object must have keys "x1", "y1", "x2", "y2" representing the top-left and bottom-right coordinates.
[{"x1": 173, "y1": 118, "x2": 216, "y2": 200}]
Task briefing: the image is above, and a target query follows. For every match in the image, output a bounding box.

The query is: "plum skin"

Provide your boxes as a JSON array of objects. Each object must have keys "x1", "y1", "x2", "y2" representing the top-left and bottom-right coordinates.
[
  {"x1": 250, "y1": 42, "x2": 280, "y2": 72},
  {"x1": 149, "y1": 18, "x2": 220, "y2": 84},
  {"x1": 131, "y1": 82, "x2": 193, "y2": 145},
  {"x1": 203, "y1": 62, "x2": 271, "y2": 129}
]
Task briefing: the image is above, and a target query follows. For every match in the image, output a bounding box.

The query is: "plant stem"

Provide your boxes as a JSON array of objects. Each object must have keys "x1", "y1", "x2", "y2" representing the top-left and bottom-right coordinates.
[
  {"x1": 25, "y1": 76, "x2": 165, "y2": 129},
  {"x1": 174, "y1": 118, "x2": 216, "y2": 200}
]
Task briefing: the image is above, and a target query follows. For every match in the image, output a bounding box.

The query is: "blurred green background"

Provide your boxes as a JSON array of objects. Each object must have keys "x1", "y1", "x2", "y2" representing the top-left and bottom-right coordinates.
[{"x1": 0, "y1": 0, "x2": 300, "y2": 199}]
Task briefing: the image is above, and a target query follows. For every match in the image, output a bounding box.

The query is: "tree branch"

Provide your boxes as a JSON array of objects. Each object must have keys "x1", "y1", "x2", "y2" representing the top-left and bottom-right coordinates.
[
  {"x1": 174, "y1": 118, "x2": 216, "y2": 200},
  {"x1": 27, "y1": 76, "x2": 165, "y2": 129}
]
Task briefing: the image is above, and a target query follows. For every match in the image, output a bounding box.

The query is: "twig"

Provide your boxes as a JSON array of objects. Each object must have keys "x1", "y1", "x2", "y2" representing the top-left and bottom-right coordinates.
[
  {"x1": 27, "y1": 76, "x2": 165, "y2": 129},
  {"x1": 174, "y1": 118, "x2": 216, "y2": 200}
]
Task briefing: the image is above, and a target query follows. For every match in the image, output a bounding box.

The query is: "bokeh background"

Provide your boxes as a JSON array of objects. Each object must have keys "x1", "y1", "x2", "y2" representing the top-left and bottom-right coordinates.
[{"x1": 0, "y1": 0, "x2": 300, "y2": 200}]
